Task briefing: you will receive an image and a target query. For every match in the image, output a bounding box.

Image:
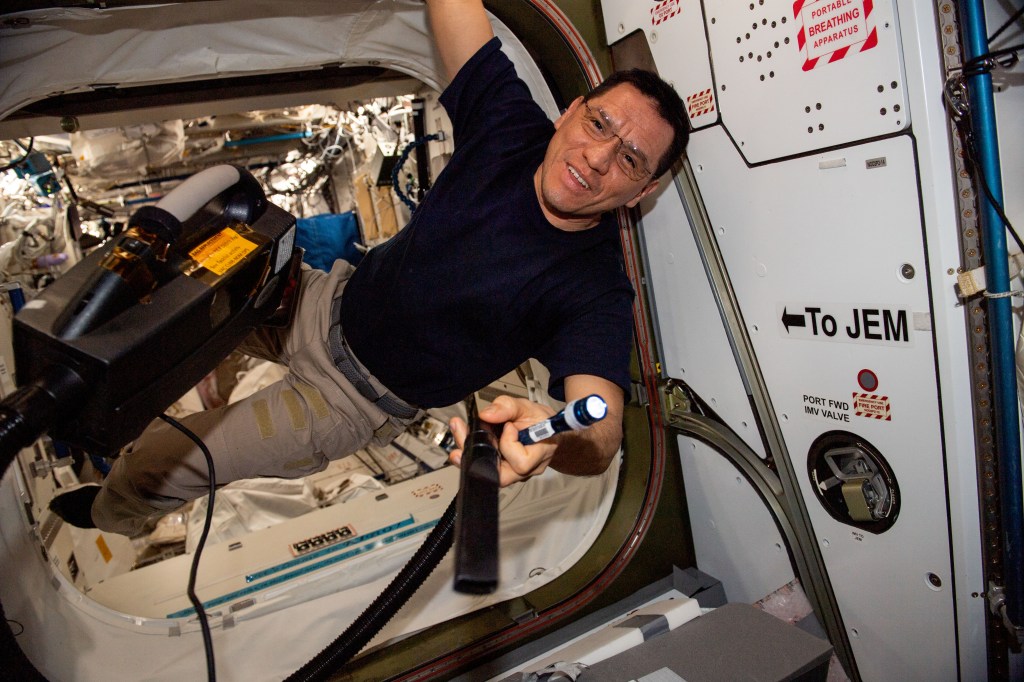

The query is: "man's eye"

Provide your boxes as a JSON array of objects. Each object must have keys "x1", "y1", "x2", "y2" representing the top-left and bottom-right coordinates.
[
  {"x1": 590, "y1": 117, "x2": 605, "y2": 133},
  {"x1": 620, "y1": 151, "x2": 637, "y2": 169}
]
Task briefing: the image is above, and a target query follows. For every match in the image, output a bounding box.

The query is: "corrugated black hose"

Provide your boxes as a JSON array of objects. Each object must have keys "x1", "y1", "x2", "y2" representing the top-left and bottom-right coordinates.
[
  {"x1": 288, "y1": 399, "x2": 500, "y2": 681},
  {"x1": 285, "y1": 497, "x2": 458, "y2": 682}
]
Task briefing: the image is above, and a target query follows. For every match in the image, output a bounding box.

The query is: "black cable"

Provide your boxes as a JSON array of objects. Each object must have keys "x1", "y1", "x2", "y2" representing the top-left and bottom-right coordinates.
[
  {"x1": 158, "y1": 413, "x2": 217, "y2": 682},
  {"x1": 5, "y1": 619, "x2": 24, "y2": 636},
  {"x1": 962, "y1": 42, "x2": 1024, "y2": 76},
  {"x1": 945, "y1": 53, "x2": 1024, "y2": 257},
  {"x1": 0, "y1": 138, "x2": 35, "y2": 173},
  {"x1": 391, "y1": 134, "x2": 442, "y2": 213},
  {"x1": 989, "y1": 6, "x2": 1024, "y2": 44},
  {"x1": 985, "y1": 42, "x2": 1023, "y2": 62},
  {"x1": 975, "y1": 9, "x2": 1023, "y2": 255},
  {"x1": 287, "y1": 498, "x2": 458, "y2": 681},
  {"x1": 957, "y1": 120, "x2": 1024, "y2": 255}
]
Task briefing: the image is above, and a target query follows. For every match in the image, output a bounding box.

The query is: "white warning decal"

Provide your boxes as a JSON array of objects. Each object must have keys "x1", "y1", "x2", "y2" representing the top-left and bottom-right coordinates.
[
  {"x1": 853, "y1": 392, "x2": 892, "y2": 420},
  {"x1": 651, "y1": 0, "x2": 682, "y2": 26},
  {"x1": 794, "y1": 0, "x2": 879, "y2": 71},
  {"x1": 686, "y1": 88, "x2": 715, "y2": 118}
]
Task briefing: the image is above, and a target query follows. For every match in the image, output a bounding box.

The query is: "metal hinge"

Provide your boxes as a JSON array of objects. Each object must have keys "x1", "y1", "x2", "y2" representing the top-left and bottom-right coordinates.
[{"x1": 660, "y1": 380, "x2": 693, "y2": 429}]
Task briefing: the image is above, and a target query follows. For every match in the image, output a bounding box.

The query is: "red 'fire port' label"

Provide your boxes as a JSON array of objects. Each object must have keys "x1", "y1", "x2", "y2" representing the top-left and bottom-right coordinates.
[
  {"x1": 651, "y1": 0, "x2": 681, "y2": 26},
  {"x1": 853, "y1": 392, "x2": 891, "y2": 420},
  {"x1": 794, "y1": 0, "x2": 879, "y2": 71},
  {"x1": 686, "y1": 88, "x2": 715, "y2": 118}
]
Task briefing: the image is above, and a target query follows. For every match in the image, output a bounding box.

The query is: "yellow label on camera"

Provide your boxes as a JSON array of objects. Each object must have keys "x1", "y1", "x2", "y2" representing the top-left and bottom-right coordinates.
[{"x1": 189, "y1": 227, "x2": 257, "y2": 276}]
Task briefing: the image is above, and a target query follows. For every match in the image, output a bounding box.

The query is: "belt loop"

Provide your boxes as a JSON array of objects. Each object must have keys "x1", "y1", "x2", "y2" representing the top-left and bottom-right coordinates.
[{"x1": 330, "y1": 296, "x2": 344, "y2": 327}]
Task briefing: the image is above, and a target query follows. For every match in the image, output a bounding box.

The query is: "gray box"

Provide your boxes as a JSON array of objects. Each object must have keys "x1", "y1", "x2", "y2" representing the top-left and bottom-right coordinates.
[{"x1": 579, "y1": 603, "x2": 833, "y2": 682}]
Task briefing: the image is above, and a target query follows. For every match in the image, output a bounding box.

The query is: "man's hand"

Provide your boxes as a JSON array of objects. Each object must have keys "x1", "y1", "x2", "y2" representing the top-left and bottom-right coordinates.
[
  {"x1": 448, "y1": 376, "x2": 624, "y2": 486},
  {"x1": 449, "y1": 396, "x2": 558, "y2": 486}
]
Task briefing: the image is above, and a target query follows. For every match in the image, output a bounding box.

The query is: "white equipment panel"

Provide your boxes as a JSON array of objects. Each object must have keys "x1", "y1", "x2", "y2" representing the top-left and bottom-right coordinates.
[
  {"x1": 599, "y1": 0, "x2": 978, "y2": 676},
  {"x1": 667, "y1": 124, "x2": 958, "y2": 680},
  {"x1": 709, "y1": 0, "x2": 909, "y2": 162},
  {"x1": 607, "y1": 0, "x2": 910, "y2": 163},
  {"x1": 86, "y1": 469, "x2": 460, "y2": 620},
  {"x1": 679, "y1": 437, "x2": 792, "y2": 603},
  {"x1": 600, "y1": 0, "x2": 718, "y2": 130},
  {"x1": 638, "y1": 185, "x2": 766, "y2": 458}
]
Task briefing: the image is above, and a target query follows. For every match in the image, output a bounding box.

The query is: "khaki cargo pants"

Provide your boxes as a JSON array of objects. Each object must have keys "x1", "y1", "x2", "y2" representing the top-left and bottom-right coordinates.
[{"x1": 91, "y1": 260, "x2": 421, "y2": 537}]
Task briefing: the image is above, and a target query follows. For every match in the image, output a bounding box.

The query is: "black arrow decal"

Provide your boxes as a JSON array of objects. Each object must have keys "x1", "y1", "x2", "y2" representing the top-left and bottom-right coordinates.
[{"x1": 782, "y1": 307, "x2": 806, "y2": 333}]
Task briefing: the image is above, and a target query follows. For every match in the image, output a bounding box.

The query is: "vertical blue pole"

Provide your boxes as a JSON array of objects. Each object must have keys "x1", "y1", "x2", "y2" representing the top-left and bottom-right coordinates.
[{"x1": 959, "y1": 0, "x2": 1023, "y2": 627}]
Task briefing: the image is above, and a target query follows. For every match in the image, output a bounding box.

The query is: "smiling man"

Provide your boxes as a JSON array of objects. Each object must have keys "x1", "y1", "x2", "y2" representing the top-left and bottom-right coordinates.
[
  {"x1": 50, "y1": 0, "x2": 689, "y2": 536},
  {"x1": 418, "y1": 0, "x2": 690, "y2": 482},
  {"x1": 536, "y1": 83, "x2": 678, "y2": 229}
]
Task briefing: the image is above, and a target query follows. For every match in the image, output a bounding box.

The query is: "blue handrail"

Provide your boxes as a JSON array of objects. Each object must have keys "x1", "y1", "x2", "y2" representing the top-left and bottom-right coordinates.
[{"x1": 959, "y1": 0, "x2": 1023, "y2": 628}]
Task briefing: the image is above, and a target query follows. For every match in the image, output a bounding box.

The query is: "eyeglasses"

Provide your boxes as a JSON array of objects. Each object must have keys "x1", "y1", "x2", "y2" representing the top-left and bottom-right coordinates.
[{"x1": 579, "y1": 102, "x2": 653, "y2": 181}]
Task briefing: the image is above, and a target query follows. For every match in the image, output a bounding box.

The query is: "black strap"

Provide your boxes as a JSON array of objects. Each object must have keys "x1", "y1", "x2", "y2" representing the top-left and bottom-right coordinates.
[{"x1": 328, "y1": 298, "x2": 418, "y2": 420}]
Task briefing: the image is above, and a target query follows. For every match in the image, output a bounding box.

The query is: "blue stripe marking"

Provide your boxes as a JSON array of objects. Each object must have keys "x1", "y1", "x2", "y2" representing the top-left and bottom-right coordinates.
[
  {"x1": 166, "y1": 518, "x2": 438, "y2": 619},
  {"x1": 246, "y1": 516, "x2": 417, "y2": 583}
]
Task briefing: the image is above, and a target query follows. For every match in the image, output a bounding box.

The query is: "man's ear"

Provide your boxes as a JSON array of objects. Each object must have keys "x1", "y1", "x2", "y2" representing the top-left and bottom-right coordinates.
[
  {"x1": 625, "y1": 179, "x2": 661, "y2": 208},
  {"x1": 554, "y1": 96, "x2": 585, "y2": 129}
]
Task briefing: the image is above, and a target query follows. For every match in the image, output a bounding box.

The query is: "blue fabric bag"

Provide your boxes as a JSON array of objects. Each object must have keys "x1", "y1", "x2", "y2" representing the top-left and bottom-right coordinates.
[{"x1": 295, "y1": 212, "x2": 363, "y2": 271}]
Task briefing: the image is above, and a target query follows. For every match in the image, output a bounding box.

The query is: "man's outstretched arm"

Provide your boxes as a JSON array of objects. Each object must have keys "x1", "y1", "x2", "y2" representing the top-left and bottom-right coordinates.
[{"x1": 424, "y1": 0, "x2": 495, "y2": 82}]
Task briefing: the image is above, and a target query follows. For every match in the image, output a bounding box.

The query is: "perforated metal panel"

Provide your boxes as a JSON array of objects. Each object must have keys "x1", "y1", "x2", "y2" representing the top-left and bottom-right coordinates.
[{"x1": 707, "y1": 0, "x2": 909, "y2": 163}]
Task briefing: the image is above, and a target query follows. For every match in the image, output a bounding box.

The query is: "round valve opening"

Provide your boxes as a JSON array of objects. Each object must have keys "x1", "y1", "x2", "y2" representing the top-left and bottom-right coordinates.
[{"x1": 807, "y1": 430, "x2": 900, "y2": 533}]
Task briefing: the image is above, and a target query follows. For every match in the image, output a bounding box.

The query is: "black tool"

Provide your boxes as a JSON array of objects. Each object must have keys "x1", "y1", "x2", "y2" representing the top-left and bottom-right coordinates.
[{"x1": 453, "y1": 402, "x2": 502, "y2": 594}]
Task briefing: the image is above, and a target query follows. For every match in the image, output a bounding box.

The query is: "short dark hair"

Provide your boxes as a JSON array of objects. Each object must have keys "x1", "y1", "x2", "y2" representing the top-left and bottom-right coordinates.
[{"x1": 584, "y1": 69, "x2": 690, "y2": 178}]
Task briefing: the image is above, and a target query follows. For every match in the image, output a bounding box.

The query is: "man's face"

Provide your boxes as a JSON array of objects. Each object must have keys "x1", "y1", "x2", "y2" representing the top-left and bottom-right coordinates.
[{"x1": 534, "y1": 83, "x2": 674, "y2": 231}]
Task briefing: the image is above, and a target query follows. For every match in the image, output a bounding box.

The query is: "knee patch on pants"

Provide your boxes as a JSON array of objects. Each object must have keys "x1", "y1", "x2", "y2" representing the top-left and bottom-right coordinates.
[{"x1": 252, "y1": 383, "x2": 331, "y2": 440}]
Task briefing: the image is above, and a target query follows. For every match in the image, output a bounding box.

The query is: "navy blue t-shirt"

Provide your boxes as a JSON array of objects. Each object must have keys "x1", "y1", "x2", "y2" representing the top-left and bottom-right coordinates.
[{"x1": 340, "y1": 38, "x2": 635, "y2": 407}]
